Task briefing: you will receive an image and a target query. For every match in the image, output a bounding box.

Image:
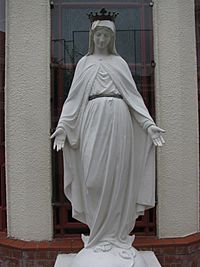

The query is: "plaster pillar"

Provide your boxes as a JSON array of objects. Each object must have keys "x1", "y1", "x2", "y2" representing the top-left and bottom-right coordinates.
[
  {"x1": 5, "y1": 1, "x2": 52, "y2": 240},
  {"x1": 153, "y1": 0, "x2": 199, "y2": 237}
]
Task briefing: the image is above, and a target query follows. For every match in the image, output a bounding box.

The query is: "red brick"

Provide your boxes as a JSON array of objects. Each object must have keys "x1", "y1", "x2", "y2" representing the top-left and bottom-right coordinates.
[
  {"x1": 156, "y1": 255, "x2": 164, "y2": 265},
  {"x1": 191, "y1": 262, "x2": 197, "y2": 267},
  {"x1": 35, "y1": 260, "x2": 55, "y2": 267},
  {"x1": 22, "y1": 243, "x2": 38, "y2": 250},
  {"x1": 1, "y1": 247, "x2": 11, "y2": 257},
  {"x1": 11, "y1": 249, "x2": 22, "y2": 259},
  {"x1": 7, "y1": 239, "x2": 26, "y2": 249},
  {"x1": 35, "y1": 250, "x2": 49, "y2": 259},
  {"x1": 23, "y1": 261, "x2": 35, "y2": 267},
  {"x1": 7, "y1": 258, "x2": 21, "y2": 267},
  {"x1": 165, "y1": 255, "x2": 183, "y2": 264},
  {"x1": 153, "y1": 247, "x2": 162, "y2": 255},
  {"x1": 47, "y1": 250, "x2": 58, "y2": 260},
  {"x1": 188, "y1": 243, "x2": 200, "y2": 253},
  {"x1": 23, "y1": 250, "x2": 36, "y2": 260},
  {"x1": 0, "y1": 233, "x2": 199, "y2": 266},
  {"x1": 37, "y1": 242, "x2": 50, "y2": 249},
  {"x1": 161, "y1": 246, "x2": 176, "y2": 255},
  {"x1": 175, "y1": 245, "x2": 188, "y2": 254}
]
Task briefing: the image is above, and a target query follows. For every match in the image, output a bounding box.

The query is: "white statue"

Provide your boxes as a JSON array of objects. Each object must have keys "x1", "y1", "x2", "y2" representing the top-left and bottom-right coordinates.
[{"x1": 51, "y1": 12, "x2": 164, "y2": 267}]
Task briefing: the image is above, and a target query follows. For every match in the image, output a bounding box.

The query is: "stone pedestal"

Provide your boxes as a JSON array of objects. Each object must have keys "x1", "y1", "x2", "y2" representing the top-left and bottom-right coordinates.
[{"x1": 54, "y1": 250, "x2": 161, "y2": 267}]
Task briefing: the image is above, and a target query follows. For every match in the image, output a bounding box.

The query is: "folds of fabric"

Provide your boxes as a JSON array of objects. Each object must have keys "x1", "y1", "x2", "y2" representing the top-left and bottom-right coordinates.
[{"x1": 57, "y1": 55, "x2": 155, "y2": 248}]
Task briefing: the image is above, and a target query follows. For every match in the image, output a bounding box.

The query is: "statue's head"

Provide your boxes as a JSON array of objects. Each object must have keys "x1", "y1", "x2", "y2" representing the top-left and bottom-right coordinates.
[{"x1": 87, "y1": 20, "x2": 118, "y2": 55}]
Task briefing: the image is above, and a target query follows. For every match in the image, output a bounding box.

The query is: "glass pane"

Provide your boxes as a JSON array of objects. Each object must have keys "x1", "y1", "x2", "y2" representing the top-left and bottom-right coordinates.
[
  {"x1": 51, "y1": 1, "x2": 156, "y2": 238},
  {"x1": 51, "y1": 5, "x2": 153, "y2": 66}
]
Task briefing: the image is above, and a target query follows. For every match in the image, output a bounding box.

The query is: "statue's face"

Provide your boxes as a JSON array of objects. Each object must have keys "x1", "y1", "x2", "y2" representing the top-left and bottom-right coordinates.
[{"x1": 93, "y1": 28, "x2": 111, "y2": 50}]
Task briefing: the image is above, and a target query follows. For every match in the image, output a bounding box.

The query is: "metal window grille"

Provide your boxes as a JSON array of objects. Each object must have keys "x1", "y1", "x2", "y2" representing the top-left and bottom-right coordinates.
[{"x1": 51, "y1": 0, "x2": 156, "y2": 237}]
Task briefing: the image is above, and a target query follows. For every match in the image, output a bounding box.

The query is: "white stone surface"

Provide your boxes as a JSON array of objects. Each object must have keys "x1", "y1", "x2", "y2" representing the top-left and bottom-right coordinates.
[
  {"x1": 153, "y1": 0, "x2": 199, "y2": 237},
  {"x1": 53, "y1": 23, "x2": 157, "y2": 250},
  {"x1": 5, "y1": 0, "x2": 52, "y2": 240},
  {"x1": 54, "y1": 251, "x2": 161, "y2": 267}
]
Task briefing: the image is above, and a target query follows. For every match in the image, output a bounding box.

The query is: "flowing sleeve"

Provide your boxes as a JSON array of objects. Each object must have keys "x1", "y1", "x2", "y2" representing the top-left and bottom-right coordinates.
[
  {"x1": 105, "y1": 57, "x2": 156, "y2": 214},
  {"x1": 56, "y1": 56, "x2": 96, "y2": 223},
  {"x1": 106, "y1": 57, "x2": 156, "y2": 131},
  {"x1": 56, "y1": 56, "x2": 88, "y2": 148}
]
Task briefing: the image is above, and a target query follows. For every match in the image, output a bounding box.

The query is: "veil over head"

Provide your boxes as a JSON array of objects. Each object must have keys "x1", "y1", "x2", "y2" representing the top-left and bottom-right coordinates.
[{"x1": 87, "y1": 20, "x2": 118, "y2": 55}]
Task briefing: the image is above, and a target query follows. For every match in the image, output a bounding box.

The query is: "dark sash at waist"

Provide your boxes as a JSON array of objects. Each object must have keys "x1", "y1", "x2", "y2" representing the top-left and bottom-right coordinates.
[{"x1": 88, "y1": 94, "x2": 123, "y2": 101}]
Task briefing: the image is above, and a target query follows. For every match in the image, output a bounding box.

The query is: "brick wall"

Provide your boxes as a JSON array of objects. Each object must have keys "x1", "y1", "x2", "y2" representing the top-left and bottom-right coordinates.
[{"x1": 0, "y1": 232, "x2": 199, "y2": 266}]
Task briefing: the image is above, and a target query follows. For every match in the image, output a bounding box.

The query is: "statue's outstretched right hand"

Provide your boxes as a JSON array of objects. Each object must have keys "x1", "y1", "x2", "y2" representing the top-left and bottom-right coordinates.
[{"x1": 50, "y1": 128, "x2": 67, "y2": 151}]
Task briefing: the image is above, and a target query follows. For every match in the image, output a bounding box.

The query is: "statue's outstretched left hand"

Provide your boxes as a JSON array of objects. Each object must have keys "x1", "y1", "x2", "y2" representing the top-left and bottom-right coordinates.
[{"x1": 147, "y1": 125, "x2": 165, "y2": 146}]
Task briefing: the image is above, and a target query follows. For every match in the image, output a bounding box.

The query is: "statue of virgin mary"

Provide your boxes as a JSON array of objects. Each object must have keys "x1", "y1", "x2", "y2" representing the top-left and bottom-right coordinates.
[{"x1": 51, "y1": 9, "x2": 164, "y2": 267}]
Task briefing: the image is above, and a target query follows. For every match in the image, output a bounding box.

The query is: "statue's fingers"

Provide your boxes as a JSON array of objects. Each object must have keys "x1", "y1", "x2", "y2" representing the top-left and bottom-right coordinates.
[
  {"x1": 156, "y1": 138, "x2": 163, "y2": 146},
  {"x1": 153, "y1": 139, "x2": 158, "y2": 146},
  {"x1": 53, "y1": 140, "x2": 57, "y2": 150},
  {"x1": 155, "y1": 138, "x2": 160, "y2": 146},
  {"x1": 61, "y1": 141, "x2": 65, "y2": 148},
  {"x1": 160, "y1": 136, "x2": 165, "y2": 144},
  {"x1": 50, "y1": 128, "x2": 64, "y2": 139},
  {"x1": 50, "y1": 132, "x2": 57, "y2": 139},
  {"x1": 57, "y1": 141, "x2": 65, "y2": 151},
  {"x1": 57, "y1": 143, "x2": 61, "y2": 152},
  {"x1": 50, "y1": 131, "x2": 60, "y2": 139},
  {"x1": 151, "y1": 134, "x2": 158, "y2": 140},
  {"x1": 157, "y1": 127, "x2": 165, "y2": 133},
  {"x1": 56, "y1": 144, "x2": 59, "y2": 151}
]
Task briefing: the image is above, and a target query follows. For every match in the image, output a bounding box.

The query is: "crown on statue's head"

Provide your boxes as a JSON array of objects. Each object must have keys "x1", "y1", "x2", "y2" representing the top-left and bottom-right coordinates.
[{"x1": 87, "y1": 8, "x2": 119, "y2": 23}]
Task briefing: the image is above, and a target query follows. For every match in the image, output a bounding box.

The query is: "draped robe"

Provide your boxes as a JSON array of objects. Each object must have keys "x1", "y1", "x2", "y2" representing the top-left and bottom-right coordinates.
[{"x1": 57, "y1": 55, "x2": 155, "y2": 249}]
